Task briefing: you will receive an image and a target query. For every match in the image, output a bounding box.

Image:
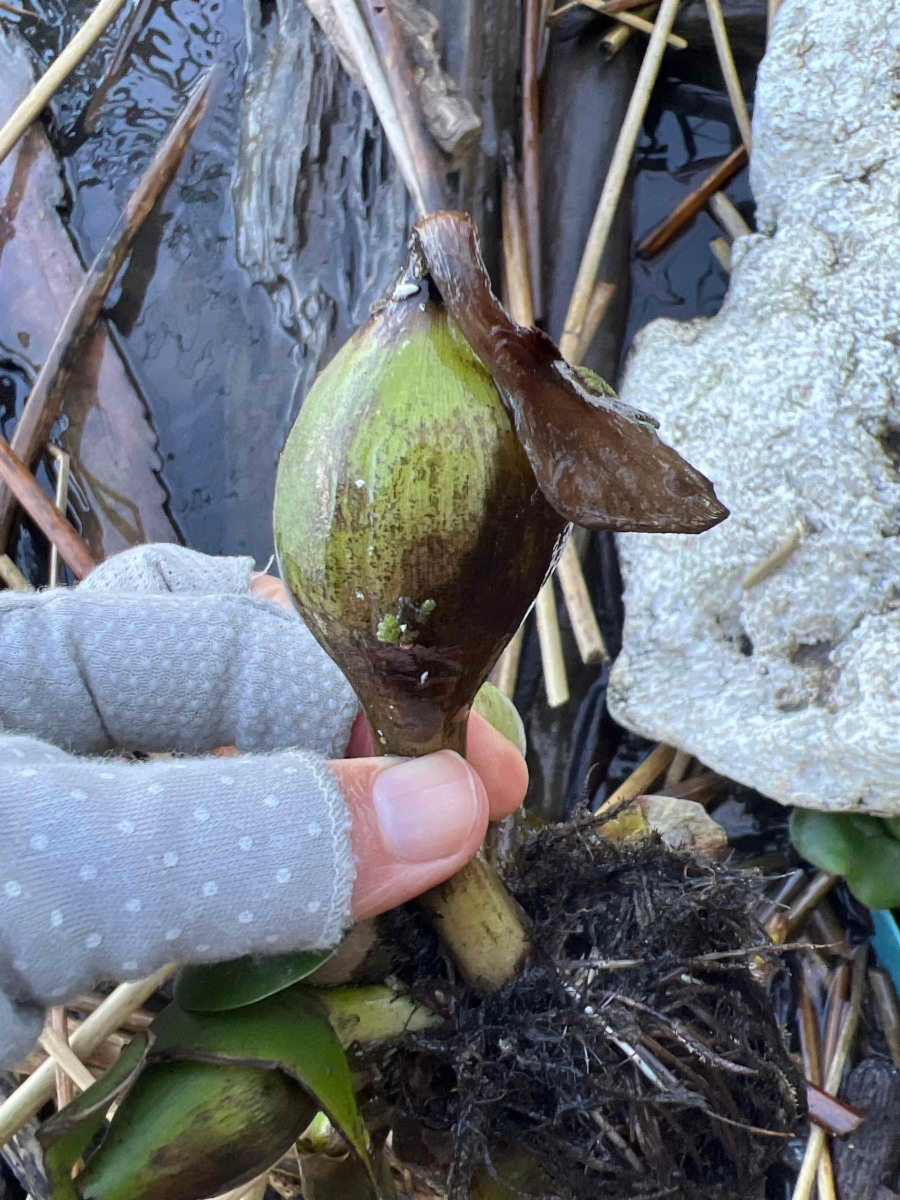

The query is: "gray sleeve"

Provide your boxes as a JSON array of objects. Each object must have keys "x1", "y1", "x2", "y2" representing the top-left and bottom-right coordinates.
[
  {"x1": 0, "y1": 734, "x2": 353, "y2": 1068},
  {"x1": 0, "y1": 545, "x2": 361, "y2": 1067}
]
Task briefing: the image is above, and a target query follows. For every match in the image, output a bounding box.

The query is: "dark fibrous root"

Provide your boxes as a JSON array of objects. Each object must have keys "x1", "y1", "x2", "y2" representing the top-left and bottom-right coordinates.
[{"x1": 366, "y1": 823, "x2": 803, "y2": 1200}]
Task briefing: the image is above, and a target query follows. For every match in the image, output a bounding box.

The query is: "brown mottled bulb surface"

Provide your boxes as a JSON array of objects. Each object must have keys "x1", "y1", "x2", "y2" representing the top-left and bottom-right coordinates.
[{"x1": 274, "y1": 274, "x2": 566, "y2": 758}]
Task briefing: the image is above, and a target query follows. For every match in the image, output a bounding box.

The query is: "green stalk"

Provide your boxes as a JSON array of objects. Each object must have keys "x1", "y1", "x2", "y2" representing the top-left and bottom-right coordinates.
[{"x1": 379, "y1": 718, "x2": 531, "y2": 993}]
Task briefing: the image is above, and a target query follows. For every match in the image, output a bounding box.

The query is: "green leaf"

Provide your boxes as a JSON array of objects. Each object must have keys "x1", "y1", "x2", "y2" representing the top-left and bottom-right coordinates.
[
  {"x1": 39, "y1": 1032, "x2": 152, "y2": 1200},
  {"x1": 76, "y1": 1058, "x2": 313, "y2": 1200},
  {"x1": 472, "y1": 681, "x2": 527, "y2": 756},
  {"x1": 790, "y1": 809, "x2": 879, "y2": 876},
  {"x1": 176, "y1": 947, "x2": 336, "y2": 1012},
  {"x1": 153, "y1": 989, "x2": 373, "y2": 1174},
  {"x1": 790, "y1": 809, "x2": 900, "y2": 910},
  {"x1": 69, "y1": 988, "x2": 376, "y2": 1200}
]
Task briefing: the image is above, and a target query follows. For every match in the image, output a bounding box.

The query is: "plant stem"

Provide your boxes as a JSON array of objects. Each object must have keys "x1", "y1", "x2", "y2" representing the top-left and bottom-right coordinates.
[
  {"x1": 419, "y1": 855, "x2": 532, "y2": 990},
  {"x1": 378, "y1": 713, "x2": 533, "y2": 990}
]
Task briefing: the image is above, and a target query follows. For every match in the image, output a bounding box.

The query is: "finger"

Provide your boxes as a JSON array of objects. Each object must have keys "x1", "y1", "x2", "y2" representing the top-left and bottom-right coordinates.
[
  {"x1": 328, "y1": 750, "x2": 489, "y2": 920},
  {"x1": 250, "y1": 573, "x2": 292, "y2": 609},
  {"x1": 345, "y1": 709, "x2": 528, "y2": 822}
]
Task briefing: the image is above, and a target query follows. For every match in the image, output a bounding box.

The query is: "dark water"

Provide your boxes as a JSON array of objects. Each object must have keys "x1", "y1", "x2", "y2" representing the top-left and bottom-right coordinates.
[
  {"x1": 19, "y1": 0, "x2": 303, "y2": 564},
  {"x1": 625, "y1": 74, "x2": 754, "y2": 354}
]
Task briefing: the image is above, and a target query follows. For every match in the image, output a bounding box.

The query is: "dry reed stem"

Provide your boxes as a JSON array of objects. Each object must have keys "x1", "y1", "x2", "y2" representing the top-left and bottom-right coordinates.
[
  {"x1": 536, "y1": 579, "x2": 569, "y2": 706},
  {"x1": 522, "y1": 0, "x2": 543, "y2": 320},
  {"x1": 599, "y1": 2, "x2": 656, "y2": 56},
  {"x1": 560, "y1": 0, "x2": 682, "y2": 360},
  {"x1": 0, "y1": 0, "x2": 37, "y2": 18},
  {"x1": 557, "y1": 537, "x2": 608, "y2": 664},
  {"x1": 870, "y1": 968, "x2": 900, "y2": 1070},
  {"x1": 792, "y1": 945, "x2": 868, "y2": 1200},
  {"x1": 501, "y1": 161, "x2": 569, "y2": 704},
  {"x1": 38, "y1": 1027, "x2": 96, "y2": 1094},
  {"x1": 741, "y1": 525, "x2": 803, "y2": 589},
  {"x1": 494, "y1": 623, "x2": 524, "y2": 699},
  {"x1": 663, "y1": 749, "x2": 691, "y2": 787},
  {"x1": 709, "y1": 234, "x2": 732, "y2": 272},
  {"x1": 573, "y1": 280, "x2": 616, "y2": 364},
  {"x1": 0, "y1": 69, "x2": 216, "y2": 550},
  {"x1": 567, "y1": 0, "x2": 686, "y2": 47},
  {"x1": 328, "y1": 0, "x2": 429, "y2": 214},
  {"x1": 0, "y1": 434, "x2": 96, "y2": 579},
  {"x1": 595, "y1": 742, "x2": 675, "y2": 816},
  {"x1": 767, "y1": 871, "x2": 838, "y2": 944},
  {"x1": 708, "y1": 189, "x2": 752, "y2": 239},
  {"x1": 0, "y1": 964, "x2": 175, "y2": 1146},
  {"x1": 766, "y1": 0, "x2": 783, "y2": 38},
  {"x1": 0, "y1": 553, "x2": 32, "y2": 591},
  {"x1": 704, "y1": 0, "x2": 752, "y2": 148},
  {"x1": 636, "y1": 143, "x2": 747, "y2": 259},
  {"x1": 0, "y1": 0, "x2": 129, "y2": 167},
  {"x1": 48, "y1": 1007, "x2": 75, "y2": 1109},
  {"x1": 46, "y1": 444, "x2": 70, "y2": 588},
  {"x1": 362, "y1": 0, "x2": 445, "y2": 212}
]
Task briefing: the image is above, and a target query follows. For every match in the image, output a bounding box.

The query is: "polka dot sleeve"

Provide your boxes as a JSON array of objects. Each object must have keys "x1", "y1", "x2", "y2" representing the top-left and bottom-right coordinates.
[{"x1": 0, "y1": 734, "x2": 354, "y2": 1069}]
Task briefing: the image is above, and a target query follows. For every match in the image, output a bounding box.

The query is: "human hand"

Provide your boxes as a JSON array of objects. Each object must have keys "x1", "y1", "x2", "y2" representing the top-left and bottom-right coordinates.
[
  {"x1": 0, "y1": 544, "x2": 528, "y2": 1068},
  {"x1": 250, "y1": 570, "x2": 527, "y2": 919}
]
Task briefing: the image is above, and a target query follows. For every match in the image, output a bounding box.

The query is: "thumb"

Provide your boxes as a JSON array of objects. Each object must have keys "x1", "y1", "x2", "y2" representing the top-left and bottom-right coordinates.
[{"x1": 327, "y1": 750, "x2": 489, "y2": 920}]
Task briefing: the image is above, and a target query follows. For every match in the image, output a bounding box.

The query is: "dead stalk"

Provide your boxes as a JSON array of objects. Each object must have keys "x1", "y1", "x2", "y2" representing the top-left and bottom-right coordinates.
[
  {"x1": 0, "y1": 0, "x2": 37, "y2": 17},
  {"x1": 573, "y1": 280, "x2": 616, "y2": 364},
  {"x1": 791, "y1": 945, "x2": 868, "y2": 1200},
  {"x1": 0, "y1": 965, "x2": 175, "y2": 1147},
  {"x1": 0, "y1": 553, "x2": 32, "y2": 591},
  {"x1": 522, "y1": 0, "x2": 543, "y2": 320},
  {"x1": 561, "y1": 0, "x2": 682, "y2": 360},
  {"x1": 636, "y1": 144, "x2": 747, "y2": 259},
  {"x1": 38, "y1": 1027, "x2": 96, "y2": 1094},
  {"x1": 663, "y1": 749, "x2": 692, "y2": 787},
  {"x1": 870, "y1": 968, "x2": 900, "y2": 1070},
  {"x1": 328, "y1": 0, "x2": 429, "y2": 213},
  {"x1": 501, "y1": 163, "x2": 569, "y2": 704},
  {"x1": 599, "y1": 4, "x2": 655, "y2": 57},
  {"x1": 0, "y1": 69, "x2": 217, "y2": 550},
  {"x1": 494, "y1": 624, "x2": 524, "y2": 699},
  {"x1": 741, "y1": 525, "x2": 803, "y2": 589},
  {"x1": 709, "y1": 235, "x2": 732, "y2": 272},
  {"x1": 703, "y1": 0, "x2": 752, "y2": 149},
  {"x1": 46, "y1": 444, "x2": 70, "y2": 588},
  {"x1": 596, "y1": 743, "x2": 676, "y2": 816},
  {"x1": 536, "y1": 579, "x2": 569, "y2": 706},
  {"x1": 570, "y1": 0, "x2": 686, "y2": 47},
  {"x1": 708, "y1": 189, "x2": 752, "y2": 240},
  {"x1": 0, "y1": 434, "x2": 96, "y2": 579},
  {"x1": 767, "y1": 871, "x2": 838, "y2": 944},
  {"x1": 362, "y1": 0, "x2": 446, "y2": 212},
  {"x1": 48, "y1": 1008, "x2": 75, "y2": 1109},
  {"x1": 557, "y1": 537, "x2": 609, "y2": 664},
  {"x1": 0, "y1": 0, "x2": 129, "y2": 167}
]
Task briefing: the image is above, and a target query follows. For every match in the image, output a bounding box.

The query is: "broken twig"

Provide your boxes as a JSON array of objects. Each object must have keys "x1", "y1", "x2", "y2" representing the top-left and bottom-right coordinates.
[
  {"x1": 328, "y1": 0, "x2": 429, "y2": 213},
  {"x1": 637, "y1": 144, "x2": 747, "y2": 259},
  {"x1": 596, "y1": 743, "x2": 676, "y2": 816},
  {"x1": 792, "y1": 945, "x2": 869, "y2": 1200},
  {"x1": 362, "y1": 0, "x2": 446, "y2": 212},
  {"x1": 704, "y1": 0, "x2": 752, "y2": 149},
  {"x1": 0, "y1": 434, "x2": 96, "y2": 579},
  {"x1": 0, "y1": 0, "x2": 129, "y2": 168},
  {"x1": 741, "y1": 525, "x2": 803, "y2": 589},
  {"x1": 0, "y1": 965, "x2": 175, "y2": 1146}
]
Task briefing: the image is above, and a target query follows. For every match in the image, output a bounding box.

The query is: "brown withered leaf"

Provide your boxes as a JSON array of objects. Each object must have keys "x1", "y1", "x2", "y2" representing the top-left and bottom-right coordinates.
[{"x1": 413, "y1": 212, "x2": 729, "y2": 534}]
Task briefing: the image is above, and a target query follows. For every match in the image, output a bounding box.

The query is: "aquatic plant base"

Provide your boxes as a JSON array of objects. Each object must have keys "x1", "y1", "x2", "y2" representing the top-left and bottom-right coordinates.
[{"x1": 368, "y1": 828, "x2": 802, "y2": 1200}]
